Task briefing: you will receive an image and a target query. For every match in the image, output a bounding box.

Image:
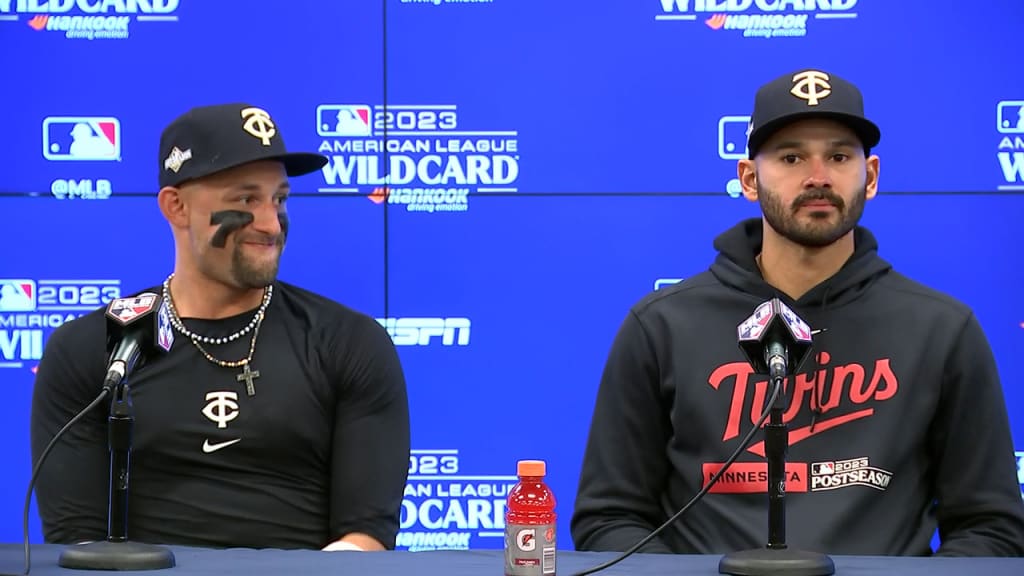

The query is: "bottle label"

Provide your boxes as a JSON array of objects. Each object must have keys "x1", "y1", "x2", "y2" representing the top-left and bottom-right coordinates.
[{"x1": 505, "y1": 522, "x2": 556, "y2": 576}]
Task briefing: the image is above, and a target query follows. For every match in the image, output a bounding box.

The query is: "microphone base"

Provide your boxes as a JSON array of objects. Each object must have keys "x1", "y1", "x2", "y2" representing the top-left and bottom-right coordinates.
[
  {"x1": 58, "y1": 540, "x2": 176, "y2": 571},
  {"x1": 719, "y1": 546, "x2": 835, "y2": 576}
]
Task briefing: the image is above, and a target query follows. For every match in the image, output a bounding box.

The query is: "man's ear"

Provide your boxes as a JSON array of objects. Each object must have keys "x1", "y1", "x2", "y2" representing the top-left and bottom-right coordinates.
[
  {"x1": 737, "y1": 158, "x2": 758, "y2": 202},
  {"x1": 865, "y1": 154, "x2": 880, "y2": 200},
  {"x1": 158, "y1": 186, "x2": 191, "y2": 229}
]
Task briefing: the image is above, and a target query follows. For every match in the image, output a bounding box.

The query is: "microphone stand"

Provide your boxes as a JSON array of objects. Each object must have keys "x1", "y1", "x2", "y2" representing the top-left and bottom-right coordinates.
[
  {"x1": 719, "y1": 375, "x2": 835, "y2": 576},
  {"x1": 58, "y1": 375, "x2": 176, "y2": 570}
]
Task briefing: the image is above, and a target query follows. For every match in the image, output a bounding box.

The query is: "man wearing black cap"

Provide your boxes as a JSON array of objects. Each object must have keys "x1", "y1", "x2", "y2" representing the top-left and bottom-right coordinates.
[
  {"x1": 30, "y1": 103, "x2": 411, "y2": 552},
  {"x1": 572, "y1": 70, "x2": 1024, "y2": 557}
]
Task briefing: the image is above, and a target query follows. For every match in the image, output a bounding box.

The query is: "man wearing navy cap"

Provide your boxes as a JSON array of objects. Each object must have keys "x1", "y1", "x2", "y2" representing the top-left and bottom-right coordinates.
[
  {"x1": 31, "y1": 103, "x2": 411, "y2": 552},
  {"x1": 572, "y1": 70, "x2": 1024, "y2": 557}
]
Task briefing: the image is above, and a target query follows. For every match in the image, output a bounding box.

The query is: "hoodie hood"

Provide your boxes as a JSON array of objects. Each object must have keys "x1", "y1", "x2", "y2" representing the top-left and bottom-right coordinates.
[
  {"x1": 709, "y1": 218, "x2": 892, "y2": 309},
  {"x1": 709, "y1": 217, "x2": 894, "y2": 433}
]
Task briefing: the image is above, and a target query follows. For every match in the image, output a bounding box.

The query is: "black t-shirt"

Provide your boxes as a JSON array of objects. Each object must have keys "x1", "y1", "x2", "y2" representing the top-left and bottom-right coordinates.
[{"x1": 30, "y1": 281, "x2": 410, "y2": 550}]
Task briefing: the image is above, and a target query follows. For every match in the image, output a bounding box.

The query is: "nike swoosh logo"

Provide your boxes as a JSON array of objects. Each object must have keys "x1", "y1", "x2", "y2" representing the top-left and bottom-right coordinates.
[{"x1": 202, "y1": 438, "x2": 241, "y2": 453}]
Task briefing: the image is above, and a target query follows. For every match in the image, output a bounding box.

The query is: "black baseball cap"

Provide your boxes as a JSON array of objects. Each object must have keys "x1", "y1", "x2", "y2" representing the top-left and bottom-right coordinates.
[
  {"x1": 158, "y1": 103, "x2": 328, "y2": 188},
  {"x1": 746, "y1": 69, "x2": 881, "y2": 159}
]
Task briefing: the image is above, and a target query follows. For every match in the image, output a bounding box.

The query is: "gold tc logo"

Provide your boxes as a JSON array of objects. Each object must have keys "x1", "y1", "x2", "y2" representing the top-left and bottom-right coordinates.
[
  {"x1": 240, "y1": 107, "x2": 276, "y2": 146},
  {"x1": 790, "y1": 70, "x2": 832, "y2": 106}
]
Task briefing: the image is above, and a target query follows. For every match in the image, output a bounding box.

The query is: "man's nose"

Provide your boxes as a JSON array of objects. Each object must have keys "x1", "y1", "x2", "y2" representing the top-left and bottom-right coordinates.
[
  {"x1": 250, "y1": 204, "x2": 282, "y2": 236},
  {"x1": 803, "y1": 157, "x2": 832, "y2": 189}
]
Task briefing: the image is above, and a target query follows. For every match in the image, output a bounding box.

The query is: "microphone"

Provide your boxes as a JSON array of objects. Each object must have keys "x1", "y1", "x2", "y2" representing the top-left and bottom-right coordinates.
[
  {"x1": 736, "y1": 298, "x2": 814, "y2": 384},
  {"x1": 719, "y1": 297, "x2": 834, "y2": 576},
  {"x1": 57, "y1": 292, "x2": 177, "y2": 571},
  {"x1": 102, "y1": 292, "x2": 172, "y2": 392}
]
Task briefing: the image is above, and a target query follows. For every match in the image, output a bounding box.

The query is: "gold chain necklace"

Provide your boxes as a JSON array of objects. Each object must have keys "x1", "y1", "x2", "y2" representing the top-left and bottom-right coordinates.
[
  {"x1": 162, "y1": 276, "x2": 269, "y2": 397},
  {"x1": 187, "y1": 310, "x2": 265, "y2": 397}
]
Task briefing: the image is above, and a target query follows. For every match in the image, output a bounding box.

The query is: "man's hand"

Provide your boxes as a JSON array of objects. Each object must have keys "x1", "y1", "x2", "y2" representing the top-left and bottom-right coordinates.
[{"x1": 322, "y1": 532, "x2": 386, "y2": 552}]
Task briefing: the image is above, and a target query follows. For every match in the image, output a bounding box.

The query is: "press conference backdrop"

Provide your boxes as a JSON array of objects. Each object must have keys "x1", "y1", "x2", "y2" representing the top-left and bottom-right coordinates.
[{"x1": 0, "y1": 0, "x2": 1021, "y2": 554}]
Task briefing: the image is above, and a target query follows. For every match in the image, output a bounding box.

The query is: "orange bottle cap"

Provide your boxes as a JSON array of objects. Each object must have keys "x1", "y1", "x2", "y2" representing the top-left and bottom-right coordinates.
[{"x1": 517, "y1": 460, "x2": 546, "y2": 477}]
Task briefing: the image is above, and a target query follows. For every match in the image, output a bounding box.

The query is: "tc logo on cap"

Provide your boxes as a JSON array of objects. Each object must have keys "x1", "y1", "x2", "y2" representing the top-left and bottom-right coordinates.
[
  {"x1": 241, "y1": 107, "x2": 277, "y2": 146},
  {"x1": 790, "y1": 70, "x2": 832, "y2": 106}
]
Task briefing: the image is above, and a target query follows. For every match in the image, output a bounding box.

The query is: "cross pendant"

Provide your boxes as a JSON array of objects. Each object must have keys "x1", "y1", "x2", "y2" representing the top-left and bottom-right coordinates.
[{"x1": 236, "y1": 363, "x2": 260, "y2": 397}]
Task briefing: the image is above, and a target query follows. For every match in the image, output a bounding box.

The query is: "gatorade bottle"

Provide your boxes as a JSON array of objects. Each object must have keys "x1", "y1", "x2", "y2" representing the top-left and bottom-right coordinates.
[{"x1": 505, "y1": 460, "x2": 557, "y2": 576}]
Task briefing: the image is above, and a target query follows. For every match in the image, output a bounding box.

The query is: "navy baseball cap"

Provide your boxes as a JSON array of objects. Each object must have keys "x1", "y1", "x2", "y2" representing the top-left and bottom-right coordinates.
[
  {"x1": 746, "y1": 69, "x2": 881, "y2": 159},
  {"x1": 158, "y1": 103, "x2": 328, "y2": 188}
]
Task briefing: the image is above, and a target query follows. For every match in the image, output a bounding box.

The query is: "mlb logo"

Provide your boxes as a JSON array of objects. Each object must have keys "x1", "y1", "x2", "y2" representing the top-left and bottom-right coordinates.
[
  {"x1": 0, "y1": 279, "x2": 37, "y2": 312},
  {"x1": 997, "y1": 101, "x2": 1024, "y2": 134},
  {"x1": 43, "y1": 116, "x2": 121, "y2": 161},
  {"x1": 106, "y1": 293, "x2": 158, "y2": 325},
  {"x1": 1015, "y1": 451, "x2": 1023, "y2": 485},
  {"x1": 316, "y1": 105, "x2": 372, "y2": 137},
  {"x1": 718, "y1": 115, "x2": 751, "y2": 160},
  {"x1": 738, "y1": 302, "x2": 772, "y2": 340},
  {"x1": 779, "y1": 302, "x2": 812, "y2": 341},
  {"x1": 812, "y1": 462, "x2": 835, "y2": 475}
]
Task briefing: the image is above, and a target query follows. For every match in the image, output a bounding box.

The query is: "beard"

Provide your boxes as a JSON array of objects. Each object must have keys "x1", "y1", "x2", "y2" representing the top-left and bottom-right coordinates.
[
  {"x1": 229, "y1": 236, "x2": 284, "y2": 289},
  {"x1": 758, "y1": 182, "x2": 867, "y2": 248}
]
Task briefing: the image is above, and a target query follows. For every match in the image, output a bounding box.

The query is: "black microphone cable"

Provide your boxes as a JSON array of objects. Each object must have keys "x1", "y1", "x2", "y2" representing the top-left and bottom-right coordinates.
[
  {"x1": 570, "y1": 378, "x2": 784, "y2": 576},
  {"x1": 0, "y1": 388, "x2": 110, "y2": 576}
]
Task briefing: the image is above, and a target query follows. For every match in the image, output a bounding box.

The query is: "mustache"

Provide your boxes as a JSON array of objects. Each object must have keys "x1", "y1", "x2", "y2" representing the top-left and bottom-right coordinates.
[
  {"x1": 792, "y1": 189, "x2": 845, "y2": 210},
  {"x1": 236, "y1": 234, "x2": 285, "y2": 247}
]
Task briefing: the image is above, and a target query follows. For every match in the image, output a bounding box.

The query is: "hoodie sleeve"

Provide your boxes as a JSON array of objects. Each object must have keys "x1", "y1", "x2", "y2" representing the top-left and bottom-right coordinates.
[
  {"x1": 571, "y1": 308, "x2": 674, "y2": 554},
  {"x1": 931, "y1": 312, "x2": 1024, "y2": 557}
]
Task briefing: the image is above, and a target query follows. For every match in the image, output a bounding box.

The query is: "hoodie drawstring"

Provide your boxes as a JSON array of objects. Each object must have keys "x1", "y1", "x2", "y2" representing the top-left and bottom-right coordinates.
[{"x1": 809, "y1": 285, "x2": 831, "y2": 434}]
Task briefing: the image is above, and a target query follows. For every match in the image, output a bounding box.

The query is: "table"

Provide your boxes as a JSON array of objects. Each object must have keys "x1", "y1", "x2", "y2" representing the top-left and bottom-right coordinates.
[{"x1": 1, "y1": 544, "x2": 1022, "y2": 576}]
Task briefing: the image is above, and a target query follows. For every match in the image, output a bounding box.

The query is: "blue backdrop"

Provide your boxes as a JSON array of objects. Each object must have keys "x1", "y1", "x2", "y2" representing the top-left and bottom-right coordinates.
[{"x1": 0, "y1": 0, "x2": 1021, "y2": 554}]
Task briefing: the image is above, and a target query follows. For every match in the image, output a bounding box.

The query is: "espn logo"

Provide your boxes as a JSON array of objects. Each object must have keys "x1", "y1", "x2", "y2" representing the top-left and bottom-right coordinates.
[
  {"x1": 43, "y1": 116, "x2": 121, "y2": 161},
  {"x1": 377, "y1": 317, "x2": 471, "y2": 347}
]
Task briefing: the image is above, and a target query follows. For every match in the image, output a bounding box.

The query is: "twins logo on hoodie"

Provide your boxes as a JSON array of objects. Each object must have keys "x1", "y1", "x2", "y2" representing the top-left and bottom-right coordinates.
[
  {"x1": 702, "y1": 350, "x2": 898, "y2": 494},
  {"x1": 710, "y1": 350, "x2": 898, "y2": 451}
]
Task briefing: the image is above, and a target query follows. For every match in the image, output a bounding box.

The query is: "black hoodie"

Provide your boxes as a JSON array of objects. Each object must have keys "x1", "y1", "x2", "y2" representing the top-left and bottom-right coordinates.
[{"x1": 571, "y1": 218, "x2": 1024, "y2": 557}]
